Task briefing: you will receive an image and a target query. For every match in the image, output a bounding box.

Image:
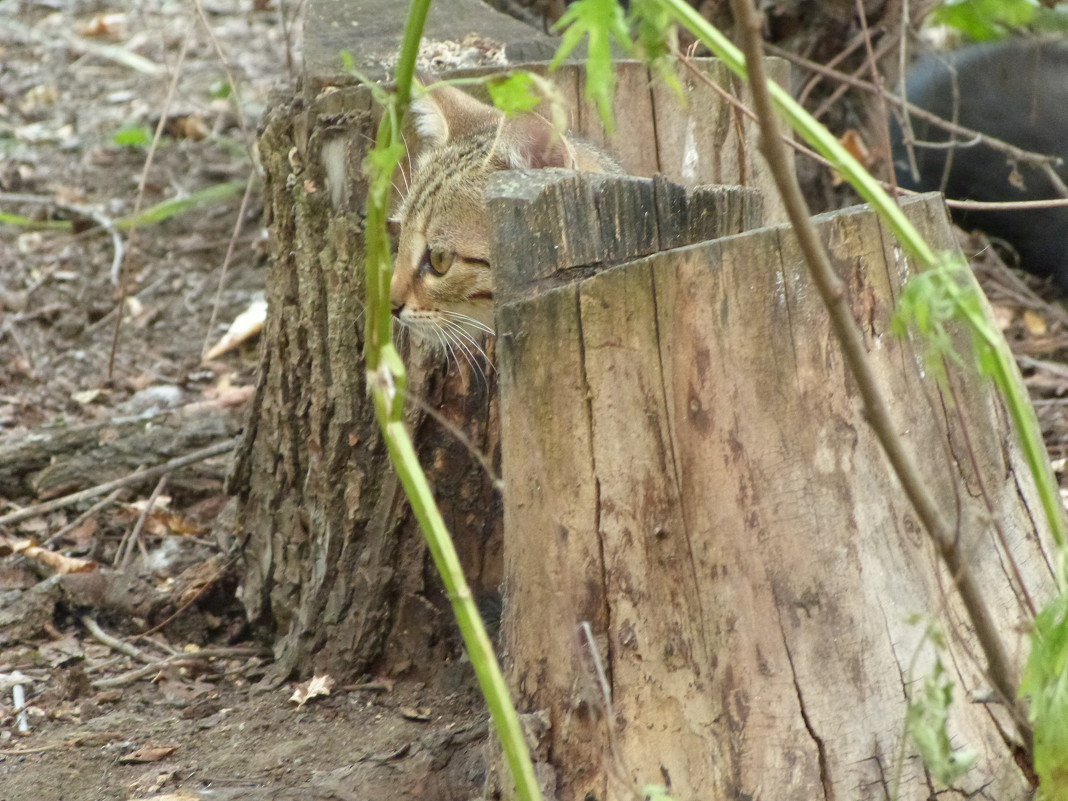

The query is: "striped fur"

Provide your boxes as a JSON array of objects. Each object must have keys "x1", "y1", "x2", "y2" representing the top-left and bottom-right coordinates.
[{"x1": 390, "y1": 82, "x2": 620, "y2": 362}]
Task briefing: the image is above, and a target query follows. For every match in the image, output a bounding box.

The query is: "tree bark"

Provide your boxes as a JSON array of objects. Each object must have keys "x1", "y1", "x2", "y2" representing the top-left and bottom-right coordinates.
[{"x1": 494, "y1": 184, "x2": 1056, "y2": 800}]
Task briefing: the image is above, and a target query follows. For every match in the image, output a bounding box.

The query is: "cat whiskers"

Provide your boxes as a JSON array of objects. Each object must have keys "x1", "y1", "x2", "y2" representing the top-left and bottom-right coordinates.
[
  {"x1": 438, "y1": 320, "x2": 490, "y2": 384},
  {"x1": 440, "y1": 309, "x2": 494, "y2": 336},
  {"x1": 429, "y1": 325, "x2": 464, "y2": 375}
]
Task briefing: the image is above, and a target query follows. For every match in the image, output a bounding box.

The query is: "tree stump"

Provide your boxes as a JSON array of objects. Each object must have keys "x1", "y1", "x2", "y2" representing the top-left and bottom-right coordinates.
[
  {"x1": 493, "y1": 185, "x2": 1057, "y2": 800},
  {"x1": 235, "y1": 0, "x2": 782, "y2": 683}
]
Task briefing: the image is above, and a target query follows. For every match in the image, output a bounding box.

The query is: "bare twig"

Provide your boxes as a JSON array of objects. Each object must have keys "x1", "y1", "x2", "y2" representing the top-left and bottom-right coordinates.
[
  {"x1": 117, "y1": 475, "x2": 168, "y2": 570},
  {"x1": 0, "y1": 439, "x2": 236, "y2": 529},
  {"x1": 80, "y1": 615, "x2": 156, "y2": 665},
  {"x1": 43, "y1": 488, "x2": 126, "y2": 549},
  {"x1": 765, "y1": 41, "x2": 1068, "y2": 199},
  {"x1": 0, "y1": 192, "x2": 125, "y2": 286},
  {"x1": 108, "y1": 27, "x2": 192, "y2": 379},
  {"x1": 201, "y1": 174, "x2": 257, "y2": 360},
  {"x1": 729, "y1": 0, "x2": 1029, "y2": 741},
  {"x1": 191, "y1": 0, "x2": 255, "y2": 154},
  {"x1": 406, "y1": 393, "x2": 503, "y2": 490},
  {"x1": 90, "y1": 646, "x2": 272, "y2": 690}
]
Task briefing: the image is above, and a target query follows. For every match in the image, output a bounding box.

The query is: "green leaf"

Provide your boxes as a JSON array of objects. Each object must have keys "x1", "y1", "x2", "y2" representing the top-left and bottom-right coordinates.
[
  {"x1": 209, "y1": 80, "x2": 232, "y2": 100},
  {"x1": 933, "y1": 0, "x2": 1036, "y2": 40},
  {"x1": 0, "y1": 211, "x2": 70, "y2": 230},
  {"x1": 891, "y1": 253, "x2": 975, "y2": 384},
  {"x1": 113, "y1": 125, "x2": 153, "y2": 147},
  {"x1": 1022, "y1": 593, "x2": 1068, "y2": 801},
  {"x1": 551, "y1": 0, "x2": 632, "y2": 134},
  {"x1": 906, "y1": 659, "x2": 978, "y2": 786},
  {"x1": 487, "y1": 72, "x2": 543, "y2": 116},
  {"x1": 630, "y1": 0, "x2": 684, "y2": 101},
  {"x1": 115, "y1": 179, "x2": 245, "y2": 229},
  {"x1": 641, "y1": 785, "x2": 677, "y2": 801}
]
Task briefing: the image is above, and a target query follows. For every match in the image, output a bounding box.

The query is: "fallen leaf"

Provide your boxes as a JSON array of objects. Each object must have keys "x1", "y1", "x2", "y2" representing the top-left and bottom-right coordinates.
[
  {"x1": 118, "y1": 745, "x2": 178, "y2": 764},
  {"x1": 1022, "y1": 310, "x2": 1048, "y2": 336},
  {"x1": 289, "y1": 674, "x2": 335, "y2": 708},
  {"x1": 830, "y1": 129, "x2": 872, "y2": 185},
  {"x1": 2, "y1": 538, "x2": 97, "y2": 574},
  {"x1": 165, "y1": 115, "x2": 210, "y2": 141},
  {"x1": 76, "y1": 13, "x2": 128, "y2": 40},
  {"x1": 399, "y1": 706, "x2": 432, "y2": 722},
  {"x1": 59, "y1": 517, "x2": 99, "y2": 550},
  {"x1": 203, "y1": 298, "x2": 267, "y2": 361},
  {"x1": 71, "y1": 388, "x2": 104, "y2": 405}
]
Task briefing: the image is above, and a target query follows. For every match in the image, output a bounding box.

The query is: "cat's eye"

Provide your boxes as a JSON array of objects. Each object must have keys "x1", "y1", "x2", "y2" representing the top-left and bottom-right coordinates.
[{"x1": 422, "y1": 248, "x2": 454, "y2": 277}]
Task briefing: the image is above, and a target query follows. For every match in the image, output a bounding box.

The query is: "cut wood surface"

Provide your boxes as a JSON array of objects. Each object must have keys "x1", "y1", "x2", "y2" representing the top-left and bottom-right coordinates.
[
  {"x1": 494, "y1": 184, "x2": 1055, "y2": 801},
  {"x1": 487, "y1": 170, "x2": 763, "y2": 300}
]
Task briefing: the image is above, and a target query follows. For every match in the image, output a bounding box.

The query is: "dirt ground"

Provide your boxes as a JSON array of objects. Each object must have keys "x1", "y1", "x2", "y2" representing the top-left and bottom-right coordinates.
[
  {"x1": 0, "y1": 2, "x2": 492, "y2": 799},
  {"x1": 1, "y1": 2, "x2": 1067, "y2": 800}
]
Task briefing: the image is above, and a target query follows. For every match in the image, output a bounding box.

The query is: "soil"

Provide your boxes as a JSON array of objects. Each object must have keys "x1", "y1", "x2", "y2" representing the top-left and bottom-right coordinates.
[
  {"x1": 0, "y1": 2, "x2": 490, "y2": 799},
  {"x1": 1, "y1": 2, "x2": 1067, "y2": 800}
]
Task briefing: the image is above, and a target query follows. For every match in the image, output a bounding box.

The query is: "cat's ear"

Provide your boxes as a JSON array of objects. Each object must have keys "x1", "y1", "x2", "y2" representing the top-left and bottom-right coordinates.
[
  {"x1": 500, "y1": 114, "x2": 575, "y2": 170},
  {"x1": 409, "y1": 82, "x2": 503, "y2": 145}
]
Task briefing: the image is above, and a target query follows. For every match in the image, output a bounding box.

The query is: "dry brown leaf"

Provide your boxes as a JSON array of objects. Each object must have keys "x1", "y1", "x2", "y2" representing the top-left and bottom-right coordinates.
[
  {"x1": 203, "y1": 299, "x2": 267, "y2": 361},
  {"x1": 76, "y1": 13, "x2": 128, "y2": 40},
  {"x1": 830, "y1": 129, "x2": 872, "y2": 185},
  {"x1": 400, "y1": 706, "x2": 432, "y2": 722},
  {"x1": 2, "y1": 538, "x2": 97, "y2": 574},
  {"x1": 1022, "y1": 309, "x2": 1048, "y2": 336},
  {"x1": 61, "y1": 517, "x2": 99, "y2": 550},
  {"x1": 118, "y1": 745, "x2": 178, "y2": 764},
  {"x1": 166, "y1": 115, "x2": 210, "y2": 141},
  {"x1": 289, "y1": 674, "x2": 334, "y2": 708}
]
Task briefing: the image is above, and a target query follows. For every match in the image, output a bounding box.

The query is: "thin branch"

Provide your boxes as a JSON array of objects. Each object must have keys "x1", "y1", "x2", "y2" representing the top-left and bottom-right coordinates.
[
  {"x1": 0, "y1": 439, "x2": 236, "y2": 529},
  {"x1": 108, "y1": 27, "x2": 192, "y2": 379},
  {"x1": 765, "y1": 41, "x2": 1068, "y2": 198},
  {"x1": 43, "y1": 488, "x2": 126, "y2": 549},
  {"x1": 117, "y1": 475, "x2": 168, "y2": 570},
  {"x1": 201, "y1": 174, "x2": 257, "y2": 360},
  {"x1": 80, "y1": 615, "x2": 156, "y2": 665}
]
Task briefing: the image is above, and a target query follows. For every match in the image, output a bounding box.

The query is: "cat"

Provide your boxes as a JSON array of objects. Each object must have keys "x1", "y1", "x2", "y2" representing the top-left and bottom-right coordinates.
[
  {"x1": 890, "y1": 40, "x2": 1068, "y2": 289},
  {"x1": 390, "y1": 81, "x2": 622, "y2": 353}
]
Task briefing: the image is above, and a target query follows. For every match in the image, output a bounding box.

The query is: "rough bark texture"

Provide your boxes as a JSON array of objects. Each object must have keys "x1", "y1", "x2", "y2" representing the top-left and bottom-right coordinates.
[
  {"x1": 231, "y1": 87, "x2": 501, "y2": 684},
  {"x1": 494, "y1": 185, "x2": 1056, "y2": 800}
]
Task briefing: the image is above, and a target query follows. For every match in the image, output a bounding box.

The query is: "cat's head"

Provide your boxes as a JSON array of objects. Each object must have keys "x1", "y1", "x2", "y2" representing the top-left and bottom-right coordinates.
[{"x1": 390, "y1": 83, "x2": 580, "y2": 342}]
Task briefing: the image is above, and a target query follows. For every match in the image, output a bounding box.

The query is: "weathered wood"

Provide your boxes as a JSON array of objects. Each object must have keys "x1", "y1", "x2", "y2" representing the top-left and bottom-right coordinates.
[
  {"x1": 649, "y1": 58, "x2": 789, "y2": 221},
  {"x1": 449, "y1": 58, "x2": 790, "y2": 215},
  {"x1": 0, "y1": 401, "x2": 243, "y2": 500},
  {"x1": 488, "y1": 170, "x2": 762, "y2": 300},
  {"x1": 495, "y1": 187, "x2": 1055, "y2": 800}
]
